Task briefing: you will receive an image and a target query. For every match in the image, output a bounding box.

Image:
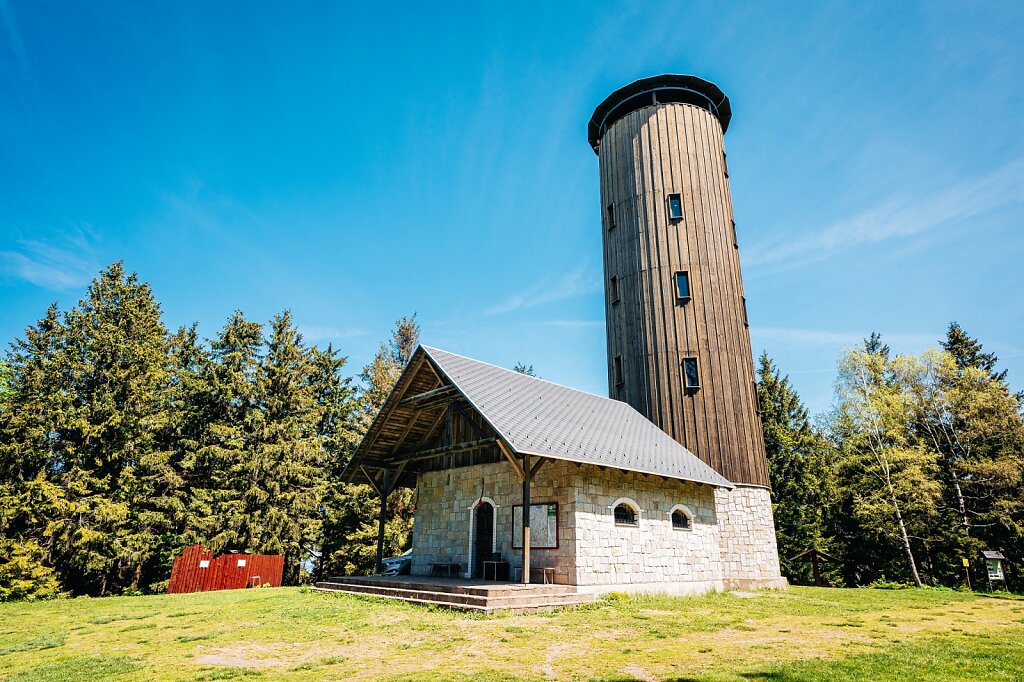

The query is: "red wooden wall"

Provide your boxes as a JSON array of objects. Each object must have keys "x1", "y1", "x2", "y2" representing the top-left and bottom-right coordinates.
[{"x1": 167, "y1": 544, "x2": 284, "y2": 594}]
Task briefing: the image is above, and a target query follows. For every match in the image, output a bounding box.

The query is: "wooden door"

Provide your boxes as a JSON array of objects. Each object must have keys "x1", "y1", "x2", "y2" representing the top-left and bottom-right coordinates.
[{"x1": 474, "y1": 503, "x2": 494, "y2": 578}]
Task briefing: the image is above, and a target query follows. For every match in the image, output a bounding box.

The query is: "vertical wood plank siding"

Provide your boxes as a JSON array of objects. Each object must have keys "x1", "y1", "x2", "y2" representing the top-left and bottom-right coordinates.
[
  {"x1": 599, "y1": 103, "x2": 769, "y2": 487},
  {"x1": 167, "y1": 544, "x2": 285, "y2": 593}
]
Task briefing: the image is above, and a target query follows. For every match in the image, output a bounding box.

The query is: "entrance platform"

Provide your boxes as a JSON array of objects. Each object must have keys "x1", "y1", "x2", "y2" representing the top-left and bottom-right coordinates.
[{"x1": 312, "y1": 575, "x2": 594, "y2": 614}]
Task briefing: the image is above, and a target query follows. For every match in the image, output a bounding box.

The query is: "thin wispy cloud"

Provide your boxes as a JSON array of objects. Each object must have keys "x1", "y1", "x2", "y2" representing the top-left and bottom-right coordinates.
[
  {"x1": 485, "y1": 265, "x2": 601, "y2": 316},
  {"x1": 0, "y1": 226, "x2": 102, "y2": 291},
  {"x1": 532, "y1": 319, "x2": 605, "y2": 330},
  {"x1": 751, "y1": 326, "x2": 937, "y2": 349},
  {"x1": 0, "y1": 0, "x2": 29, "y2": 76},
  {"x1": 746, "y1": 158, "x2": 1024, "y2": 271}
]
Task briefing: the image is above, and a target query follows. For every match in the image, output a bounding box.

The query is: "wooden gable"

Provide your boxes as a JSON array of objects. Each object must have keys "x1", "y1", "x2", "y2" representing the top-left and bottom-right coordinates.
[{"x1": 343, "y1": 347, "x2": 518, "y2": 491}]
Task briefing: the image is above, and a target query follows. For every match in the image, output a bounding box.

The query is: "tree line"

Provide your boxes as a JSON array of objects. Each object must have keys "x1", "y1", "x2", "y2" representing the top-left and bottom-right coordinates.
[
  {"x1": 1, "y1": 263, "x2": 1022, "y2": 599},
  {"x1": 761, "y1": 328, "x2": 1024, "y2": 590},
  {"x1": 0, "y1": 263, "x2": 416, "y2": 599}
]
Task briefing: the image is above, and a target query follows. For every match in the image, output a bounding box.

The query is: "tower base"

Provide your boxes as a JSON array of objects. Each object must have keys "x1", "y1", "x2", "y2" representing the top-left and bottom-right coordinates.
[{"x1": 715, "y1": 484, "x2": 788, "y2": 590}]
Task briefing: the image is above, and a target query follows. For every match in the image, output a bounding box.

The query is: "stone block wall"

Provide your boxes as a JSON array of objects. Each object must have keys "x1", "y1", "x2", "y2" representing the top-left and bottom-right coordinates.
[
  {"x1": 411, "y1": 459, "x2": 579, "y2": 582},
  {"x1": 714, "y1": 485, "x2": 787, "y2": 590},
  {"x1": 570, "y1": 465, "x2": 723, "y2": 594}
]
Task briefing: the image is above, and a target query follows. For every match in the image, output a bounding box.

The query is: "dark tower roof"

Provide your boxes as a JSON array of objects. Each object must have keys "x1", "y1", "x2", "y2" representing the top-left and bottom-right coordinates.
[{"x1": 588, "y1": 74, "x2": 731, "y2": 153}]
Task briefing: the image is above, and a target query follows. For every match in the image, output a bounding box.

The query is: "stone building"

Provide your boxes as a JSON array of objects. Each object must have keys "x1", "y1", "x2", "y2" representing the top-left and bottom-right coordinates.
[{"x1": 340, "y1": 74, "x2": 786, "y2": 594}]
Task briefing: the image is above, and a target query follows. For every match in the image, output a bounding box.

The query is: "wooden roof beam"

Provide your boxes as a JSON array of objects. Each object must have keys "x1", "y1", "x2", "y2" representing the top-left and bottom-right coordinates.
[
  {"x1": 399, "y1": 384, "x2": 458, "y2": 407},
  {"x1": 384, "y1": 437, "x2": 498, "y2": 466},
  {"x1": 498, "y1": 440, "x2": 527, "y2": 482}
]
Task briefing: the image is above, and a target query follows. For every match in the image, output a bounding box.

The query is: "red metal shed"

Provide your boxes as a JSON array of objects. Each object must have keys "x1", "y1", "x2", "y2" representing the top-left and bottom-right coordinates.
[{"x1": 167, "y1": 544, "x2": 284, "y2": 594}]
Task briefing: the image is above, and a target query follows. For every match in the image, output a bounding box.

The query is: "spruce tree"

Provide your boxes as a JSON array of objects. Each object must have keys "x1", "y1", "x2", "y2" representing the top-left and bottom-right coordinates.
[
  {"x1": 756, "y1": 353, "x2": 838, "y2": 584},
  {"x1": 196, "y1": 311, "x2": 263, "y2": 552},
  {"x1": 7, "y1": 264, "x2": 173, "y2": 595},
  {"x1": 942, "y1": 322, "x2": 1006, "y2": 383},
  {"x1": 324, "y1": 315, "x2": 420, "y2": 575},
  {"x1": 311, "y1": 344, "x2": 361, "y2": 580},
  {"x1": 246, "y1": 312, "x2": 326, "y2": 583},
  {"x1": 0, "y1": 306, "x2": 68, "y2": 598}
]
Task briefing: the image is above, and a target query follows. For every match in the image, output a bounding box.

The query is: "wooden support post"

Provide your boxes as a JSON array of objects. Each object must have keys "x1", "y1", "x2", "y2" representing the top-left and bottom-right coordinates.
[
  {"x1": 522, "y1": 452, "x2": 531, "y2": 585},
  {"x1": 497, "y1": 440, "x2": 526, "y2": 481},
  {"x1": 374, "y1": 469, "x2": 392, "y2": 574},
  {"x1": 812, "y1": 551, "x2": 821, "y2": 587}
]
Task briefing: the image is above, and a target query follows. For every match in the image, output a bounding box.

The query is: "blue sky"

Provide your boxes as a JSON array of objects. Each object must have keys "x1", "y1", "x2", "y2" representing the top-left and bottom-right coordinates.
[{"x1": 1, "y1": 1, "x2": 1022, "y2": 415}]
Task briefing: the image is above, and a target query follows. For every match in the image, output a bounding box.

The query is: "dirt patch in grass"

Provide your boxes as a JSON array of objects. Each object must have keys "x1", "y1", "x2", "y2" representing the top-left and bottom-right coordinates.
[{"x1": 195, "y1": 653, "x2": 282, "y2": 668}]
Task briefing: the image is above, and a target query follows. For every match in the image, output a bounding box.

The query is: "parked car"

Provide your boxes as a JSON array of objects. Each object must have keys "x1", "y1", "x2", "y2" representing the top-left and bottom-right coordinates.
[{"x1": 381, "y1": 549, "x2": 412, "y2": 576}]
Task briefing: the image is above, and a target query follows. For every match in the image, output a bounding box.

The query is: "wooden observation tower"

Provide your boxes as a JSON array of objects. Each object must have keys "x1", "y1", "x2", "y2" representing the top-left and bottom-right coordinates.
[{"x1": 589, "y1": 74, "x2": 768, "y2": 487}]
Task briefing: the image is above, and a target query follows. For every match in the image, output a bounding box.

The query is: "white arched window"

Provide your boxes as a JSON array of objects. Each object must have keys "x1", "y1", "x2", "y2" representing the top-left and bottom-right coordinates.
[
  {"x1": 668, "y1": 504, "x2": 694, "y2": 531},
  {"x1": 610, "y1": 497, "x2": 641, "y2": 527}
]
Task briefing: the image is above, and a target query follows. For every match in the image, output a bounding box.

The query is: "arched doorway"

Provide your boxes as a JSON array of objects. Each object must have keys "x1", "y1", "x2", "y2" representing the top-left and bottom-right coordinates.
[{"x1": 473, "y1": 501, "x2": 495, "y2": 578}]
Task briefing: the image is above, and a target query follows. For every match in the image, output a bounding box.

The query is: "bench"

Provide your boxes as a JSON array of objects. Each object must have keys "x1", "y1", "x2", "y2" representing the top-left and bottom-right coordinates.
[{"x1": 431, "y1": 562, "x2": 461, "y2": 578}]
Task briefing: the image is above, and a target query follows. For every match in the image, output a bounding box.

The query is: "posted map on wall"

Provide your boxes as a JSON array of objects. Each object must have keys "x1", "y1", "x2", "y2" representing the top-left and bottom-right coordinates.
[{"x1": 512, "y1": 502, "x2": 559, "y2": 549}]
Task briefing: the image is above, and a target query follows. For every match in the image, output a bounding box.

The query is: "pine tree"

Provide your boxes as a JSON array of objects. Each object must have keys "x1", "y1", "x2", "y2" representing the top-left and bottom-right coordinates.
[
  {"x1": 311, "y1": 344, "x2": 361, "y2": 580},
  {"x1": 5, "y1": 264, "x2": 174, "y2": 595},
  {"x1": 757, "y1": 353, "x2": 838, "y2": 584},
  {"x1": 195, "y1": 311, "x2": 264, "y2": 552},
  {"x1": 513, "y1": 362, "x2": 537, "y2": 377},
  {"x1": 358, "y1": 314, "x2": 419, "y2": 432},
  {"x1": 65, "y1": 263, "x2": 171, "y2": 594},
  {"x1": 324, "y1": 315, "x2": 420, "y2": 576},
  {"x1": 244, "y1": 312, "x2": 327, "y2": 584},
  {"x1": 0, "y1": 307, "x2": 68, "y2": 599},
  {"x1": 942, "y1": 322, "x2": 1006, "y2": 383}
]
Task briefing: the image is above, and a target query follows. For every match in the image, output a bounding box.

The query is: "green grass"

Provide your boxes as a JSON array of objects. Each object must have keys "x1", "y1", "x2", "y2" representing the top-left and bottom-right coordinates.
[{"x1": 0, "y1": 586, "x2": 1021, "y2": 681}]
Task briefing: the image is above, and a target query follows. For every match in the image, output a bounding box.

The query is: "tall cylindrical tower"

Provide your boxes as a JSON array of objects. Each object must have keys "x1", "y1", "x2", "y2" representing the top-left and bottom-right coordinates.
[{"x1": 589, "y1": 74, "x2": 768, "y2": 488}]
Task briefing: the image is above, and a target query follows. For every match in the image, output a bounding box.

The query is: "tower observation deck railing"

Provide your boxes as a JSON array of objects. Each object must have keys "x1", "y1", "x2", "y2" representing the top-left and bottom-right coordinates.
[{"x1": 587, "y1": 74, "x2": 732, "y2": 153}]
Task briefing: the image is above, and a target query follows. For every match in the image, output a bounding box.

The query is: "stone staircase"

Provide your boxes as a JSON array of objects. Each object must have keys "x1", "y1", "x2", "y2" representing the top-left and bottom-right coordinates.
[{"x1": 312, "y1": 576, "x2": 595, "y2": 614}]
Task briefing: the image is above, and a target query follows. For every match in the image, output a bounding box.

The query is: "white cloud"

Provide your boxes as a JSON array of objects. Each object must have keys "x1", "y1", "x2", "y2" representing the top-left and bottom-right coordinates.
[
  {"x1": 0, "y1": 226, "x2": 102, "y2": 291},
  {"x1": 485, "y1": 265, "x2": 601, "y2": 316},
  {"x1": 746, "y1": 158, "x2": 1024, "y2": 271}
]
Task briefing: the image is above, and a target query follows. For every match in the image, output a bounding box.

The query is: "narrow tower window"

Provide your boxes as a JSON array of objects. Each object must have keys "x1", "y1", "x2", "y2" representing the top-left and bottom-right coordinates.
[
  {"x1": 606, "y1": 203, "x2": 616, "y2": 230},
  {"x1": 614, "y1": 355, "x2": 624, "y2": 387},
  {"x1": 730, "y1": 220, "x2": 738, "y2": 248},
  {"x1": 610, "y1": 276, "x2": 620, "y2": 304},
  {"x1": 675, "y1": 271, "x2": 691, "y2": 302},
  {"x1": 722, "y1": 151, "x2": 729, "y2": 178},
  {"x1": 682, "y1": 357, "x2": 700, "y2": 390},
  {"x1": 668, "y1": 193, "x2": 683, "y2": 220},
  {"x1": 742, "y1": 296, "x2": 749, "y2": 327}
]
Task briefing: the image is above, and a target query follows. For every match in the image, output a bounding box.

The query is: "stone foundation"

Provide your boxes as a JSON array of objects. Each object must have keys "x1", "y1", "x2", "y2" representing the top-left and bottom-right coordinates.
[{"x1": 714, "y1": 484, "x2": 788, "y2": 590}]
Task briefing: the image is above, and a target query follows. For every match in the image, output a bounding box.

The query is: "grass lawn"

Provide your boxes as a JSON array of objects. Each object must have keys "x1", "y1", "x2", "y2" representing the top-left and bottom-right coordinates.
[{"x1": 0, "y1": 586, "x2": 1022, "y2": 681}]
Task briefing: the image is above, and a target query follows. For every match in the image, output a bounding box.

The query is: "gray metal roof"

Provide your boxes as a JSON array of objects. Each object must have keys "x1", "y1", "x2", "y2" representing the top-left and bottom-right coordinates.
[
  {"x1": 983, "y1": 550, "x2": 1006, "y2": 560},
  {"x1": 421, "y1": 346, "x2": 733, "y2": 489}
]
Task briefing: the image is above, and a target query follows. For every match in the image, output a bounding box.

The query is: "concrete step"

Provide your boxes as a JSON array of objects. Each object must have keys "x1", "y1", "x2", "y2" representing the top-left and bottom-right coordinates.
[
  {"x1": 314, "y1": 581, "x2": 591, "y2": 608},
  {"x1": 324, "y1": 576, "x2": 574, "y2": 598},
  {"x1": 312, "y1": 582, "x2": 595, "y2": 614}
]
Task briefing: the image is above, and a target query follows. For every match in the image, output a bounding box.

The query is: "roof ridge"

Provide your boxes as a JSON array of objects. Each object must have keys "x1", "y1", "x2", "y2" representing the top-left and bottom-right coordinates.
[{"x1": 419, "y1": 344, "x2": 614, "y2": 403}]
